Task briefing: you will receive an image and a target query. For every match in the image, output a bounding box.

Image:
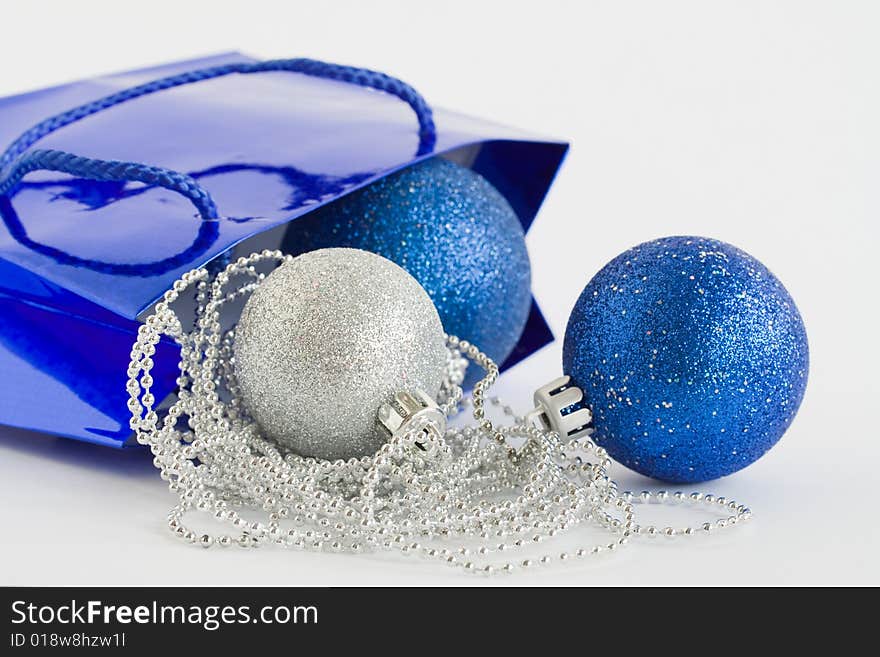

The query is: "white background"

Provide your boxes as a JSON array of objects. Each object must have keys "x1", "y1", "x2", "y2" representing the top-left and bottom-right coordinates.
[{"x1": 0, "y1": 1, "x2": 877, "y2": 586}]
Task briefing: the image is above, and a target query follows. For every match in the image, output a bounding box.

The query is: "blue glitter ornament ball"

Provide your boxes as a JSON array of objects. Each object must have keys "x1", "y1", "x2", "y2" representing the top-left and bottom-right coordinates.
[
  {"x1": 563, "y1": 236, "x2": 808, "y2": 483},
  {"x1": 281, "y1": 158, "x2": 532, "y2": 376}
]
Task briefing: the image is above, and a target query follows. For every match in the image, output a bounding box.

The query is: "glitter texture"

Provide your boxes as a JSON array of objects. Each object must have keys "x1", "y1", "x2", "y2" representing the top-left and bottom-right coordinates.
[
  {"x1": 563, "y1": 236, "x2": 809, "y2": 483},
  {"x1": 281, "y1": 157, "x2": 532, "y2": 378},
  {"x1": 233, "y1": 248, "x2": 447, "y2": 460}
]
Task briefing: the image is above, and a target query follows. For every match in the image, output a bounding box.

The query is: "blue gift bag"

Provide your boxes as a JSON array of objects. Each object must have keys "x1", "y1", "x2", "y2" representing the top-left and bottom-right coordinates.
[{"x1": 0, "y1": 52, "x2": 567, "y2": 447}]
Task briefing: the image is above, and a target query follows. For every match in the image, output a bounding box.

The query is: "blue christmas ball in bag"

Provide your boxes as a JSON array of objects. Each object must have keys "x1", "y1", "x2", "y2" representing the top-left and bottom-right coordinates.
[
  {"x1": 282, "y1": 158, "x2": 532, "y2": 378},
  {"x1": 563, "y1": 236, "x2": 808, "y2": 483}
]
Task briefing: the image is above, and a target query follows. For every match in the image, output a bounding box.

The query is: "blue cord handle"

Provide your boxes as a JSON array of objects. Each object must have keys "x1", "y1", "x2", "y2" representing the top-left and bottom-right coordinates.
[
  {"x1": 0, "y1": 149, "x2": 220, "y2": 218},
  {"x1": 0, "y1": 58, "x2": 436, "y2": 219}
]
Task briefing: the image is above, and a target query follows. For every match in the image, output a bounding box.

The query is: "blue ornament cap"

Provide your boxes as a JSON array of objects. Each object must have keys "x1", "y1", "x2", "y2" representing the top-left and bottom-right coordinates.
[
  {"x1": 563, "y1": 236, "x2": 809, "y2": 483},
  {"x1": 281, "y1": 158, "x2": 533, "y2": 382}
]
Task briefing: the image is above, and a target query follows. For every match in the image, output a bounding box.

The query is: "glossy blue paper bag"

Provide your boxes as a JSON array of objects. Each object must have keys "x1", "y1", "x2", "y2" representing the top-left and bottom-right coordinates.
[{"x1": 0, "y1": 52, "x2": 568, "y2": 447}]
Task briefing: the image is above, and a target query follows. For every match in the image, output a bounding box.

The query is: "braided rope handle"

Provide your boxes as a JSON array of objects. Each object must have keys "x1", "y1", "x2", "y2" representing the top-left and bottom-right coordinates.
[
  {"x1": 0, "y1": 58, "x2": 436, "y2": 219},
  {"x1": 0, "y1": 149, "x2": 219, "y2": 218}
]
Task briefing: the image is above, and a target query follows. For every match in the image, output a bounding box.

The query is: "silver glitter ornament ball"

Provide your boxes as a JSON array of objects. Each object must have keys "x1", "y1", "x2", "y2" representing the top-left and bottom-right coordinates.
[{"x1": 233, "y1": 248, "x2": 448, "y2": 460}]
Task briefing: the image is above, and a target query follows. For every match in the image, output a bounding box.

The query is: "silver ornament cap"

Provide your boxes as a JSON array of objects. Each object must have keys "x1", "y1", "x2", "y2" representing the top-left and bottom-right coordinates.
[
  {"x1": 525, "y1": 376, "x2": 592, "y2": 439},
  {"x1": 233, "y1": 248, "x2": 448, "y2": 460},
  {"x1": 377, "y1": 389, "x2": 447, "y2": 442}
]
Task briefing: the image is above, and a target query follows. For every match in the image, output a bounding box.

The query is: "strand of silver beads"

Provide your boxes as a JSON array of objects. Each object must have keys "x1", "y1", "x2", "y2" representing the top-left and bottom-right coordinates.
[{"x1": 127, "y1": 250, "x2": 752, "y2": 576}]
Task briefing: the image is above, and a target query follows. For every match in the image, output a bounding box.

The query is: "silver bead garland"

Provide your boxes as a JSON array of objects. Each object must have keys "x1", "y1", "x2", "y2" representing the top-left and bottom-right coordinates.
[{"x1": 127, "y1": 250, "x2": 752, "y2": 575}]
